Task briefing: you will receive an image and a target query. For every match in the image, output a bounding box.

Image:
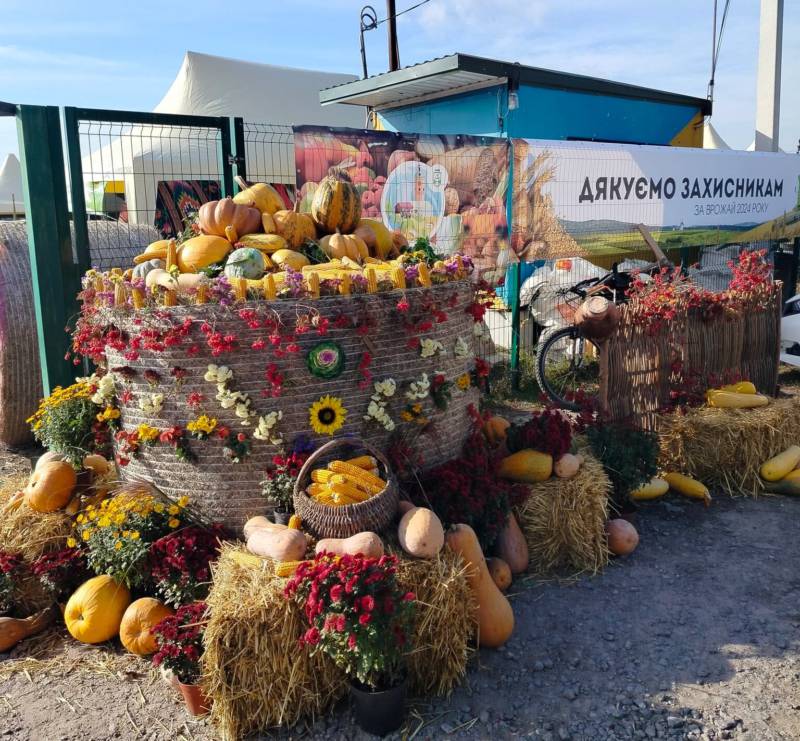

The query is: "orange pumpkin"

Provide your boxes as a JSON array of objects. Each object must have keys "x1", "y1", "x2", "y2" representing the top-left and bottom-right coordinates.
[
  {"x1": 273, "y1": 202, "x2": 317, "y2": 249},
  {"x1": 24, "y1": 461, "x2": 77, "y2": 513},
  {"x1": 321, "y1": 231, "x2": 369, "y2": 262},
  {"x1": 119, "y1": 598, "x2": 174, "y2": 656},
  {"x1": 606, "y1": 519, "x2": 639, "y2": 556},
  {"x1": 310, "y1": 174, "x2": 362, "y2": 234},
  {"x1": 483, "y1": 416, "x2": 510, "y2": 446},
  {"x1": 198, "y1": 198, "x2": 261, "y2": 242}
]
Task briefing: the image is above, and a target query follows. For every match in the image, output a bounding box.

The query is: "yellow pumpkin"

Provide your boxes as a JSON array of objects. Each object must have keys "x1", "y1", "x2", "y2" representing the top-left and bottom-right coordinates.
[
  {"x1": 354, "y1": 218, "x2": 396, "y2": 260},
  {"x1": 119, "y1": 597, "x2": 174, "y2": 656},
  {"x1": 176, "y1": 235, "x2": 232, "y2": 273},
  {"x1": 24, "y1": 460, "x2": 76, "y2": 513},
  {"x1": 233, "y1": 180, "x2": 285, "y2": 215},
  {"x1": 321, "y1": 231, "x2": 369, "y2": 262},
  {"x1": 273, "y1": 203, "x2": 317, "y2": 249},
  {"x1": 34, "y1": 450, "x2": 65, "y2": 470},
  {"x1": 65, "y1": 575, "x2": 131, "y2": 644},
  {"x1": 311, "y1": 174, "x2": 362, "y2": 234},
  {"x1": 271, "y1": 249, "x2": 310, "y2": 272}
]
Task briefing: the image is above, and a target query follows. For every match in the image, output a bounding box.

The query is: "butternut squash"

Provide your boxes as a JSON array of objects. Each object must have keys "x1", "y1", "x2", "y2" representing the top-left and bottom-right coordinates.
[
  {"x1": 397, "y1": 507, "x2": 444, "y2": 559},
  {"x1": 486, "y1": 557, "x2": 512, "y2": 592},
  {"x1": 314, "y1": 532, "x2": 384, "y2": 559},
  {"x1": 0, "y1": 607, "x2": 55, "y2": 652},
  {"x1": 243, "y1": 515, "x2": 286, "y2": 540},
  {"x1": 493, "y1": 513, "x2": 529, "y2": 574},
  {"x1": 446, "y1": 523, "x2": 514, "y2": 648},
  {"x1": 498, "y1": 449, "x2": 553, "y2": 483},
  {"x1": 246, "y1": 528, "x2": 307, "y2": 562}
]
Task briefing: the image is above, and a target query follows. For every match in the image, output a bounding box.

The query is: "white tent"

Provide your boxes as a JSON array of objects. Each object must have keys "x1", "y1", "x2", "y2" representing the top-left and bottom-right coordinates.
[
  {"x1": 82, "y1": 51, "x2": 365, "y2": 226},
  {"x1": 0, "y1": 154, "x2": 24, "y2": 218},
  {"x1": 702, "y1": 121, "x2": 730, "y2": 150}
]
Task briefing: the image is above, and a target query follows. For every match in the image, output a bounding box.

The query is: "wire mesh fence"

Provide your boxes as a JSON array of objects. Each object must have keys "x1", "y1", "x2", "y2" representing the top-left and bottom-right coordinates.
[{"x1": 240, "y1": 122, "x2": 295, "y2": 187}]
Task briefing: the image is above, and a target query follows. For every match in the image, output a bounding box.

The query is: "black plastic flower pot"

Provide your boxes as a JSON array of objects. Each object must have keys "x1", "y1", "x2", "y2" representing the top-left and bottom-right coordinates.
[
  {"x1": 272, "y1": 510, "x2": 291, "y2": 525},
  {"x1": 349, "y1": 677, "x2": 407, "y2": 736}
]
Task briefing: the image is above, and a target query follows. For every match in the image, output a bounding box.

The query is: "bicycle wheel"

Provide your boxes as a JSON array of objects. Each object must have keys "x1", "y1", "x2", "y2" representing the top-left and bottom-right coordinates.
[{"x1": 535, "y1": 326, "x2": 601, "y2": 411}]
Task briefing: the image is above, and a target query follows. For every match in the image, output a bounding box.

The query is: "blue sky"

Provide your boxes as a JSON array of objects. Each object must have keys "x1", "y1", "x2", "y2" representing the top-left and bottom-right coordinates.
[{"x1": 0, "y1": 0, "x2": 798, "y2": 158}]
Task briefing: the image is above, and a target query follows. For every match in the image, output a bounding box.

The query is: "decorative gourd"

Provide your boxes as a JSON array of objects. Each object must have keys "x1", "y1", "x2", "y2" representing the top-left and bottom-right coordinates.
[
  {"x1": 445, "y1": 524, "x2": 514, "y2": 648},
  {"x1": 133, "y1": 239, "x2": 170, "y2": 265},
  {"x1": 760, "y1": 445, "x2": 800, "y2": 482},
  {"x1": 483, "y1": 416, "x2": 510, "y2": 446},
  {"x1": 606, "y1": 519, "x2": 639, "y2": 556},
  {"x1": 198, "y1": 198, "x2": 261, "y2": 240},
  {"x1": 273, "y1": 202, "x2": 317, "y2": 249},
  {"x1": 176, "y1": 235, "x2": 232, "y2": 273},
  {"x1": 83, "y1": 454, "x2": 111, "y2": 478},
  {"x1": 554, "y1": 453, "x2": 581, "y2": 479},
  {"x1": 322, "y1": 231, "x2": 369, "y2": 262},
  {"x1": 119, "y1": 598, "x2": 174, "y2": 656},
  {"x1": 132, "y1": 258, "x2": 165, "y2": 281},
  {"x1": 498, "y1": 449, "x2": 553, "y2": 483},
  {"x1": 246, "y1": 528, "x2": 307, "y2": 561},
  {"x1": 271, "y1": 248, "x2": 310, "y2": 271},
  {"x1": 663, "y1": 472, "x2": 711, "y2": 506},
  {"x1": 486, "y1": 558, "x2": 512, "y2": 592},
  {"x1": 397, "y1": 507, "x2": 444, "y2": 558},
  {"x1": 35, "y1": 450, "x2": 65, "y2": 470},
  {"x1": 233, "y1": 179, "x2": 285, "y2": 215},
  {"x1": 314, "y1": 532, "x2": 384, "y2": 559},
  {"x1": 354, "y1": 218, "x2": 396, "y2": 260},
  {"x1": 224, "y1": 247, "x2": 267, "y2": 280},
  {"x1": 631, "y1": 477, "x2": 669, "y2": 501},
  {"x1": 706, "y1": 390, "x2": 769, "y2": 408},
  {"x1": 64, "y1": 575, "x2": 131, "y2": 644},
  {"x1": 493, "y1": 513, "x2": 528, "y2": 574},
  {"x1": 0, "y1": 607, "x2": 55, "y2": 653},
  {"x1": 310, "y1": 174, "x2": 362, "y2": 234},
  {"x1": 237, "y1": 233, "x2": 287, "y2": 254},
  {"x1": 24, "y1": 461, "x2": 76, "y2": 513},
  {"x1": 145, "y1": 268, "x2": 169, "y2": 290}
]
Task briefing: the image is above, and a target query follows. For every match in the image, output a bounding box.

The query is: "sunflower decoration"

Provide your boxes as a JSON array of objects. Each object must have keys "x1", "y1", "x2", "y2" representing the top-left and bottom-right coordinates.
[
  {"x1": 309, "y1": 395, "x2": 347, "y2": 436},
  {"x1": 307, "y1": 341, "x2": 345, "y2": 379}
]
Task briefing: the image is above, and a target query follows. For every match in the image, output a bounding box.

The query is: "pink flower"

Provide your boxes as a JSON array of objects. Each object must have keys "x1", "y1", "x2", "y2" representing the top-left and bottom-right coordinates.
[
  {"x1": 396, "y1": 299, "x2": 410, "y2": 313},
  {"x1": 348, "y1": 634, "x2": 357, "y2": 650},
  {"x1": 358, "y1": 612, "x2": 371, "y2": 626},
  {"x1": 303, "y1": 627, "x2": 321, "y2": 645}
]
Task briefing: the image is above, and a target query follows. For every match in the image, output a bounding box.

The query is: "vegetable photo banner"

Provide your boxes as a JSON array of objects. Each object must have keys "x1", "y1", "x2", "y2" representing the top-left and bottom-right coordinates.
[
  {"x1": 293, "y1": 126, "x2": 510, "y2": 275},
  {"x1": 511, "y1": 139, "x2": 800, "y2": 261}
]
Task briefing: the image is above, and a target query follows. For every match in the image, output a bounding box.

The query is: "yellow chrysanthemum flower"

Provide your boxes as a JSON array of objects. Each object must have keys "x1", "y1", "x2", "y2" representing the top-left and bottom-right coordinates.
[
  {"x1": 455, "y1": 373, "x2": 471, "y2": 390},
  {"x1": 154, "y1": 503, "x2": 165, "y2": 514},
  {"x1": 168, "y1": 518, "x2": 180, "y2": 529},
  {"x1": 168, "y1": 505, "x2": 179, "y2": 516},
  {"x1": 308, "y1": 395, "x2": 347, "y2": 436},
  {"x1": 114, "y1": 541, "x2": 123, "y2": 551},
  {"x1": 82, "y1": 531, "x2": 91, "y2": 542},
  {"x1": 130, "y1": 531, "x2": 140, "y2": 540},
  {"x1": 177, "y1": 496, "x2": 190, "y2": 508},
  {"x1": 66, "y1": 537, "x2": 77, "y2": 548}
]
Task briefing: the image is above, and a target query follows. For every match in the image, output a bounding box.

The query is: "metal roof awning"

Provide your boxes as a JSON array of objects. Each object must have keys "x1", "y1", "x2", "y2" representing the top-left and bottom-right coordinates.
[{"x1": 320, "y1": 53, "x2": 712, "y2": 115}]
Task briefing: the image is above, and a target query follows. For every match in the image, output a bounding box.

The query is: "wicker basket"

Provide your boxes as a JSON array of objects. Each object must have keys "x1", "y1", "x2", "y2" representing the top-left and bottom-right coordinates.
[{"x1": 293, "y1": 438, "x2": 399, "y2": 539}]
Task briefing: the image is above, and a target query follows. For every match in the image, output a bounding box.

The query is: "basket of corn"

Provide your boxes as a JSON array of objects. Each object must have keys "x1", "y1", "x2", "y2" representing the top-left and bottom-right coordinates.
[{"x1": 292, "y1": 437, "x2": 399, "y2": 538}]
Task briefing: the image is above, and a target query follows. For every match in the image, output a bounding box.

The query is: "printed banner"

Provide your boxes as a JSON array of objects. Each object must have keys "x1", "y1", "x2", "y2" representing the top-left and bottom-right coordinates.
[
  {"x1": 512, "y1": 139, "x2": 800, "y2": 260},
  {"x1": 293, "y1": 126, "x2": 510, "y2": 275}
]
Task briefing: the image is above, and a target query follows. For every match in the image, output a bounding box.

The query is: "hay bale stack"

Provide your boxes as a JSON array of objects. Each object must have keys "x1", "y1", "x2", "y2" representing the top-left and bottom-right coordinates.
[
  {"x1": 393, "y1": 547, "x2": 476, "y2": 697},
  {"x1": 657, "y1": 396, "x2": 800, "y2": 496},
  {"x1": 516, "y1": 450, "x2": 611, "y2": 575},
  {"x1": 203, "y1": 543, "x2": 475, "y2": 738}
]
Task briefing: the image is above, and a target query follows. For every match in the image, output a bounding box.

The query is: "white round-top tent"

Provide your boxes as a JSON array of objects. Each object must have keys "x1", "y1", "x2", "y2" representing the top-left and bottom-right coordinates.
[
  {"x1": 702, "y1": 121, "x2": 730, "y2": 150},
  {"x1": 81, "y1": 51, "x2": 365, "y2": 226},
  {"x1": 0, "y1": 154, "x2": 24, "y2": 218}
]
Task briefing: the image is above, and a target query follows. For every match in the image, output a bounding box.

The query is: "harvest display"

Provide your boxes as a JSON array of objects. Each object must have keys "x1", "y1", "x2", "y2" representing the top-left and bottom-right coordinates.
[{"x1": 0, "y1": 172, "x2": 793, "y2": 738}]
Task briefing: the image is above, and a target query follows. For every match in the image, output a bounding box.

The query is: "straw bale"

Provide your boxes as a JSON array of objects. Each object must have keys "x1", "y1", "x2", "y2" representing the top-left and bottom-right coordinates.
[
  {"x1": 203, "y1": 543, "x2": 475, "y2": 738},
  {"x1": 516, "y1": 449, "x2": 611, "y2": 575},
  {"x1": 657, "y1": 395, "x2": 800, "y2": 496}
]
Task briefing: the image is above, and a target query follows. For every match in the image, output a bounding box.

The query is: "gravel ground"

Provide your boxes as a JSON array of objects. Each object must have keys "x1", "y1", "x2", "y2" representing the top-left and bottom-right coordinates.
[{"x1": 1, "y1": 445, "x2": 798, "y2": 741}]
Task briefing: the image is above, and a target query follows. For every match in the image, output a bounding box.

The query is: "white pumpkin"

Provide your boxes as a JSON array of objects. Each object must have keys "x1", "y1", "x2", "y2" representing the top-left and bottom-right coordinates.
[{"x1": 132, "y1": 258, "x2": 165, "y2": 281}]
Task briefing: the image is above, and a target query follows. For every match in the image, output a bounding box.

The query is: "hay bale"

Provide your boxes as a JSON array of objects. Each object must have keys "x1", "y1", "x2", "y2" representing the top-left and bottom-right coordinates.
[
  {"x1": 657, "y1": 396, "x2": 800, "y2": 496},
  {"x1": 516, "y1": 449, "x2": 611, "y2": 575},
  {"x1": 393, "y1": 547, "x2": 476, "y2": 697},
  {"x1": 203, "y1": 543, "x2": 475, "y2": 738}
]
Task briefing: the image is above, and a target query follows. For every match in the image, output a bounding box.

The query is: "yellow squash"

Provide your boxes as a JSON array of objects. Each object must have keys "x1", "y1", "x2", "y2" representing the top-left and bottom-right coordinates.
[
  {"x1": 706, "y1": 390, "x2": 769, "y2": 409},
  {"x1": 760, "y1": 445, "x2": 800, "y2": 482},
  {"x1": 663, "y1": 473, "x2": 711, "y2": 506},
  {"x1": 498, "y1": 449, "x2": 553, "y2": 483},
  {"x1": 720, "y1": 381, "x2": 757, "y2": 394},
  {"x1": 631, "y1": 477, "x2": 669, "y2": 501}
]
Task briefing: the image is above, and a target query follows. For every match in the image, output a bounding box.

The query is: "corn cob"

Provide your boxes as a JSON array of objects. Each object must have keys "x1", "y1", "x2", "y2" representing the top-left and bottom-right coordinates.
[
  {"x1": 311, "y1": 468, "x2": 337, "y2": 484},
  {"x1": 344, "y1": 455, "x2": 378, "y2": 470},
  {"x1": 365, "y1": 267, "x2": 378, "y2": 293},
  {"x1": 328, "y1": 461, "x2": 385, "y2": 494},
  {"x1": 391, "y1": 266, "x2": 406, "y2": 289},
  {"x1": 417, "y1": 262, "x2": 432, "y2": 287},
  {"x1": 307, "y1": 482, "x2": 330, "y2": 497},
  {"x1": 288, "y1": 514, "x2": 302, "y2": 530},
  {"x1": 340, "y1": 256, "x2": 362, "y2": 271},
  {"x1": 339, "y1": 272, "x2": 351, "y2": 295},
  {"x1": 262, "y1": 274, "x2": 276, "y2": 300},
  {"x1": 330, "y1": 480, "x2": 371, "y2": 503},
  {"x1": 274, "y1": 560, "x2": 307, "y2": 577},
  {"x1": 307, "y1": 271, "x2": 320, "y2": 298}
]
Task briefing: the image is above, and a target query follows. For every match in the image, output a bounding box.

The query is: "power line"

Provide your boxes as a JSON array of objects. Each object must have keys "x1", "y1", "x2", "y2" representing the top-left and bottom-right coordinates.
[
  {"x1": 376, "y1": 0, "x2": 432, "y2": 25},
  {"x1": 708, "y1": 0, "x2": 732, "y2": 102}
]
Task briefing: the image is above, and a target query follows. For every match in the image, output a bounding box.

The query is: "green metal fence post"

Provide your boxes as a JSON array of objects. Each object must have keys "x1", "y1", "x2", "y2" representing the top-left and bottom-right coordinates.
[
  {"x1": 218, "y1": 117, "x2": 234, "y2": 198},
  {"x1": 506, "y1": 139, "x2": 521, "y2": 391},
  {"x1": 231, "y1": 117, "x2": 247, "y2": 188},
  {"x1": 62, "y1": 107, "x2": 91, "y2": 274},
  {"x1": 16, "y1": 104, "x2": 79, "y2": 395}
]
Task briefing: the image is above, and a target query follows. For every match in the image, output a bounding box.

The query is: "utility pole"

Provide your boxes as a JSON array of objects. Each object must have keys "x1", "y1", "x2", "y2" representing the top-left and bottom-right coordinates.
[
  {"x1": 387, "y1": 0, "x2": 400, "y2": 71},
  {"x1": 754, "y1": 0, "x2": 784, "y2": 151}
]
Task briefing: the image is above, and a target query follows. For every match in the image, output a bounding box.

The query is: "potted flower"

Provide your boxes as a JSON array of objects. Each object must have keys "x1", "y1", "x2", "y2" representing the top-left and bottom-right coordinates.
[
  {"x1": 261, "y1": 451, "x2": 307, "y2": 524},
  {"x1": 151, "y1": 601, "x2": 210, "y2": 715},
  {"x1": 30, "y1": 547, "x2": 90, "y2": 606},
  {"x1": 148, "y1": 524, "x2": 226, "y2": 607},
  {"x1": 285, "y1": 553, "x2": 415, "y2": 735},
  {"x1": 0, "y1": 551, "x2": 24, "y2": 617}
]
